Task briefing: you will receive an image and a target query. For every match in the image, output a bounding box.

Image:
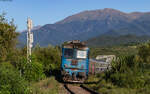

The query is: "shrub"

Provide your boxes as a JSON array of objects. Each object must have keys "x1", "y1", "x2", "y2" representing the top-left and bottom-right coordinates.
[
  {"x1": 20, "y1": 55, "x2": 45, "y2": 82},
  {"x1": 138, "y1": 42, "x2": 150, "y2": 63},
  {"x1": 0, "y1": 62, "x2": 30, "y2": 94},
  {"x1": 33, "y1": 45, "x2": 61, "y2": 76},
  {"x1": 104, "y1": 55, "x2": 146, "y2": 88}
]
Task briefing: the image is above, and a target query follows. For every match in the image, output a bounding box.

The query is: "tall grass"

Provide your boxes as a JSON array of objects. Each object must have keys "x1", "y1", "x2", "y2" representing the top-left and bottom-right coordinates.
[{"x1": 31, "y1": 76, "x2": 65, "y2": 94}]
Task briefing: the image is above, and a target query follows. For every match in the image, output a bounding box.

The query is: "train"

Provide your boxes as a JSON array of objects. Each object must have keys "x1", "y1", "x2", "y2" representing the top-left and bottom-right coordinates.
[{"x1": 61, "y1": 40, "x2": 89, "y2": 82}]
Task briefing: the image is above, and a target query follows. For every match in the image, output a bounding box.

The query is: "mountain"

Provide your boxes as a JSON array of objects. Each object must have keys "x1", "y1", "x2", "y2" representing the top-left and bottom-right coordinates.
[
  {"x1": 86, "y1": 34, "x2": 150, "y2": 47},
  {"x1": 18, "y1": 8, "x2": 150, "y2": 46}
]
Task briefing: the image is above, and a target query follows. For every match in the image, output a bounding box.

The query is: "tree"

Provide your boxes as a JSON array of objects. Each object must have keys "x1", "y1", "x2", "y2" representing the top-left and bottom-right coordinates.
[
  {"x1": 33, "y1": 45, "x2": 61, "y2": 76},
  {"x1": 137, "y1": 42, "x2": 150, "y2": 63},
  {"x1": 0, "y1": 13, "x2": 19, "y2": 62}
]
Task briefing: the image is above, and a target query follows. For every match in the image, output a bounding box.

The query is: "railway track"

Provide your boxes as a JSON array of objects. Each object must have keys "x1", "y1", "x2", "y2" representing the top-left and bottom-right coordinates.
[{"x1": 64, "y1": 84, "x2": 99, "y2": 94}]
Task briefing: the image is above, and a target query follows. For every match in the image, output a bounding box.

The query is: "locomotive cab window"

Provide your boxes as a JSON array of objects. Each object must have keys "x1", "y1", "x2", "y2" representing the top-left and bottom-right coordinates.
[
  {"x1": 76, "y1": 50, "x2": 87, "y2": 59},
  {"x1": 64, "y1": 48, "x2": 74, "y2": 58}
]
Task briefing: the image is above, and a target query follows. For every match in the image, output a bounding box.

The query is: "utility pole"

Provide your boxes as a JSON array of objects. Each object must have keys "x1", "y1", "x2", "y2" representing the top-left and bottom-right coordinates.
[{"x1": 27, "y1": 18, "x2": 33, "y2": 63}]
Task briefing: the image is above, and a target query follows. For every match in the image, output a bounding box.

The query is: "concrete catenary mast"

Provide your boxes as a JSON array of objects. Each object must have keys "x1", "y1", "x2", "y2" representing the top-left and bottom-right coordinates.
[{"x1": 27, "y1": 18, "x2": 33, "y2": 63}]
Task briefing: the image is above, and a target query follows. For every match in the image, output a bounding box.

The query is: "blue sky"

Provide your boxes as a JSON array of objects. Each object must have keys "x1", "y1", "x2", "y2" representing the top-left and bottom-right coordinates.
[{"x1": 0, "y1": 0, "x2": 150, "y2": 31}]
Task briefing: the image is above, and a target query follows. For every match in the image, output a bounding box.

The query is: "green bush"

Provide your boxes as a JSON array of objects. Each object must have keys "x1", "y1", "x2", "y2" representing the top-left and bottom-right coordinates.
[
  {"x1": 0, "y1": 62, "x2": 30, "y2": 94},
  {"x1": 17, "y1": 55, "x2": 45, "y2": 82},
  {"x1": 138, "y1": 42, "x2": 150, "y2": 63},
  {"x1": 33, "y1": 45, "x2": 61, "y2": 76},
  {"x1": 103, "y1": 55, "x2": 150, "y2": 89}
]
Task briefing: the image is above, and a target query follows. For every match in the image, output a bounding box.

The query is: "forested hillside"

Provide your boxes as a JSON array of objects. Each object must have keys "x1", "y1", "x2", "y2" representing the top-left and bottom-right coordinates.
[{"x1": 87, "y1": 34, "x2": 150, "y2": 47}]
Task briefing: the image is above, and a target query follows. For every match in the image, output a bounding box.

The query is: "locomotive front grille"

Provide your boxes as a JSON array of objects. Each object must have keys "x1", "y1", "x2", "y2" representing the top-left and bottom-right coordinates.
[{"x1": 71, "y1": 60, "x2": 78, "y2": 65}]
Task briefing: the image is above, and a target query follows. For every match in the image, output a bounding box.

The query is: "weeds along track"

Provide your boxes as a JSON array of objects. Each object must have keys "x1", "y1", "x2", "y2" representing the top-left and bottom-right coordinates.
[{"x1": 64, "y1": 84, "x2": 99, "y2": 94}]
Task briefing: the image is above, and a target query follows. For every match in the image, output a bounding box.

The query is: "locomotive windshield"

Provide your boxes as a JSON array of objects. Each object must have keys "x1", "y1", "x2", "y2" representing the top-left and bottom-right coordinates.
[
  {"x1": 76, "y1": 50, "x2": 87, "y2": 59},
  {"x1": 64, "y1": 49, "x2": 74, "y2": 58},
  {"x1": 64, "y1": 48, "x2": 88, "y2": 59}
]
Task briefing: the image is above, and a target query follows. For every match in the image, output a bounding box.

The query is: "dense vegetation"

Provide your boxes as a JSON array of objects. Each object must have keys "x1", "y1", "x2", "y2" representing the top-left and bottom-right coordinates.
[
  {"x1": 87, "y1": 34, "x2": 150, "y2": 47},
  {"x1": 90, "y1": 45, "x2": 137, "y2": 58},
  {"x1": 0, "y1": 14, "x2": 61, "y2": 94},
  {"x1": 86, "y1": 42, "x2": 150, "y2": 94}
]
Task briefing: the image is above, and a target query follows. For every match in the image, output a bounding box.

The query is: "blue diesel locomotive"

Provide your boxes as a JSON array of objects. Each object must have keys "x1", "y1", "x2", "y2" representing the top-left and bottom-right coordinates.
[{"x1": 61, "y1": 40, "x2": 89, "y2": 82}]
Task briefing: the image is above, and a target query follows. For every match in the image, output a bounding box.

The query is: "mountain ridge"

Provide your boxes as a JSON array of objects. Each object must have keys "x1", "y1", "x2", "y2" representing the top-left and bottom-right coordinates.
[{"x1": 18, "y1": 8, "x2": 150, "y2": 46}]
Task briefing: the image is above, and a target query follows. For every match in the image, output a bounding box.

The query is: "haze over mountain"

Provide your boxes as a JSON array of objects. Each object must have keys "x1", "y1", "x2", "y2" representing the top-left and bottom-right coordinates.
[
  {"x1": 86, "y1": 34, "x2": 150, "y2": 47},
  {"x1": 18, "y1": 8, "x2": 150, "y2": 46}
]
